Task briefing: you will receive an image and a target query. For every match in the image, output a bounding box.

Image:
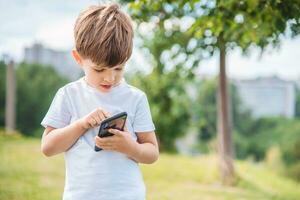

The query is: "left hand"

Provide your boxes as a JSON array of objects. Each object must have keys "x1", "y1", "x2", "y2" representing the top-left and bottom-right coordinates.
[{"x1": 94, "y1": 128, "x2": 137, "y2": 155}]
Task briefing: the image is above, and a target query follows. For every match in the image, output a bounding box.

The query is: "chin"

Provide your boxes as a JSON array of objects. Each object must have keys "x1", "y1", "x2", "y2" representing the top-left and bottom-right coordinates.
[{"x1": 100, "y1": 89, "x2": 111, "y2": 93}]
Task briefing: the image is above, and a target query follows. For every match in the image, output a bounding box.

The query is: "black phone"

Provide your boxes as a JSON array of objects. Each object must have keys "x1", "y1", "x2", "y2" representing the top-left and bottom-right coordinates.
[{"x1": 94, "y1": 112, "x2": 127, "y2": 152}]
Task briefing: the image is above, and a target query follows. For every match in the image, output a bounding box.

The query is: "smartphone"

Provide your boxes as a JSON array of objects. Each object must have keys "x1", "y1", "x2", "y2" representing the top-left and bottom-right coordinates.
[{"x1": 94, "y1": 112, "x2": 127, "y2": 152}]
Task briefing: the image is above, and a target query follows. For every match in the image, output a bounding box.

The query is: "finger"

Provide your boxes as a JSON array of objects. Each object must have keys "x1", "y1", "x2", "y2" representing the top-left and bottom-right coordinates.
[
  {"x1": 95, "y1": 135, "x2": 102, "y2": 142},
  {"x1": 93, "y1": 113, "x2": 102, "y2": 125},
  {"x1": 95, "y1": 135, "x2": 114, "y2": 143},
  {"x1": 95, "y1": 108, "x2": 108, "y2": 119},
  {"x1": 109, "y1": 129, "x2": 123, "y2": 136},
  {"x1": 96, "y1": 142, "x2": 113, "y2": 148},
  {"x1": 95, "y1": 142, "x2": 113, "y2": 150},
  {"x1": 95, "y1": 111, "x2": 104, "y2": 124},
  {"x1": 103, "y1": 111, "x2": 111, "y2": 118},
  {"x1": 87, "y1": 116, "x2": 96, "y2": 127},
  {"x1": 96, "y1": 109, "x2": 106, "y2": 121},
  {"x1": 101, "y1": 145, "x2": 115, "y2": 151},
  {"x1": 95, "y1": 137, "x2": 113, "y2": 146},
  {"x1": 91, "y1": 116, "x2": 99, "y2": 126},
  {"x1": 95, "y1": 140, "x2": 112, "y2": 149}
]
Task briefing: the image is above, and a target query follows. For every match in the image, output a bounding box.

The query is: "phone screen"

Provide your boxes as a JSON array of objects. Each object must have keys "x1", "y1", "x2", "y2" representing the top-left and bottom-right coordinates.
[
  {"x1": 105, "y1": 115, "x2": 126, "y2": 130},
  {"x1": 98, "y1": 112, "x2": 127, "y2": 137}
]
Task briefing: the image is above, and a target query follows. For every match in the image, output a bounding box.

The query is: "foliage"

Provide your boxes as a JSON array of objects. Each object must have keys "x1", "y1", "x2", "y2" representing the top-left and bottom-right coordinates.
[
  {"x1": 125, "y1": 1, "x2": 200, "y2": 151},
  {"x1": 235, "y1": 117, "x2": 300, "y2": 181},
  {"x1": 124, "y1": 0, "x2": 300, "y2": 159},
  {"x1": 15, "y1": 62, "x2": 69, "y2": 136},
  {"x1": 193, "y1": 78, "x2": 257, "y2": 154},
  {"x1": 192, "y1": 78, "x2": 300, "y2": 163},
  {"x1": 234, "y1": 117, "x2": 284, "y2": 160},
  {"x1": 194, "y1": 78, "x2": 217, "y2": 142},
  {"x1": 195, "y1": 78, "x2": 300, "y2": 181},
  {"x1": 294, "y1": 87, "x2": 300, "y2": 118},
  {"x1": 130, "y1": 69, "x2": 193, "y2": 152},
  {"x1": 126, "y1": 0, "x2": 300, "y2": 52},
  {"x1": 0, "y1": 62, "x2": 69, "y2": 136},
  {"x1": 278, "y1": 120, "x2": 300, "y2": 181}
]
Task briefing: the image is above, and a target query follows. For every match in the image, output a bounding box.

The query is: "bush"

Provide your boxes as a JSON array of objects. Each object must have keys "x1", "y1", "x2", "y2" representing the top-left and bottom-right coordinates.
[
  {"x1": 286, "y1": 162, "x2": 300, "y2": 181},
  {"x1": 16, "y1": 62, "x2": 68, "y2": 136}
]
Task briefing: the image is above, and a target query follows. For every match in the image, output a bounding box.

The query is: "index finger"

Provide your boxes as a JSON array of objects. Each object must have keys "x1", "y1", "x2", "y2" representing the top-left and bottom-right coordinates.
[
  {"x1": 103, "y1": 111, "x2": 111, "y2": 118},
  {"x1": 109, "y1": 128, "x2": 123, "y2": 135},
  {"x1": 96, "y1": 135, "x2": 114, "y2": 143}
]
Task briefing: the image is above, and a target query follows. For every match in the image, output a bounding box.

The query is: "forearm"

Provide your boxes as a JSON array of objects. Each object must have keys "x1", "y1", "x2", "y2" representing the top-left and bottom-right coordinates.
[
  {"x1": 41, "y1": 120, "x2": 87, "y2": 156},
  {"x1": 128, "y1": 142, "x2": 159, "y2": 164}
]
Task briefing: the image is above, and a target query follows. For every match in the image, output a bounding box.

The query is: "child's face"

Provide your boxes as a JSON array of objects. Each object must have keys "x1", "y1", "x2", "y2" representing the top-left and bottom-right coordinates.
[{"x1": 81, "y1": 58, "x2": 125, "y2": 93}]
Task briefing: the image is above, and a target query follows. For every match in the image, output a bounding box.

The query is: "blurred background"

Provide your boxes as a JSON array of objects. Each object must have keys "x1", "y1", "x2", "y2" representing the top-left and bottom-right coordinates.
[{"x1": 1, "y1": 0, "x2": 300, "y2": 199}]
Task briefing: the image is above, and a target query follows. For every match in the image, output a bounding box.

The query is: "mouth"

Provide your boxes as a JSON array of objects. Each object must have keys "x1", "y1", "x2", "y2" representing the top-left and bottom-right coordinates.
[{"x1": 100, "y1": 84, "x2": 113, "y2": 90}]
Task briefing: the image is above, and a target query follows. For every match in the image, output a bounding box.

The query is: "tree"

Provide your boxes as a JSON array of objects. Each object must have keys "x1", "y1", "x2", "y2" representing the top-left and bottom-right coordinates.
[
  {"x1": 295, "y1": 87, "x2": 300, "y2": 118},
  {"x1": 122, "y1": 0, "x2": 201, "y2": 152},
  {"x1": 127, "y1": 23, "x2": 197, "y2": 151},
  {"x1": 0, "y1": 61, "x2": 6, "y2": 127},
  {"x1": 194, "y1": 77, "x2": 255, "y2": 155},
  {"x1": 130, "y1": 69, "x2": 193, "y2": 152},
  {"x1": 195, "y1": 78, "x2": 217, "y2": 142},
  {"x1": 124, "y1": 0, "x2": 300, "y2": 184},
  {"x1": 16, "y1": 62, "x2": 68, "y2": 136}
]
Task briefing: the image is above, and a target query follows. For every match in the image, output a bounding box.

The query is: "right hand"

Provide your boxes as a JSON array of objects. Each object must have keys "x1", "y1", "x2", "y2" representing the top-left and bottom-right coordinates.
[{"x1": 79, "y1": 108, "x2": 111, "y2": 130}]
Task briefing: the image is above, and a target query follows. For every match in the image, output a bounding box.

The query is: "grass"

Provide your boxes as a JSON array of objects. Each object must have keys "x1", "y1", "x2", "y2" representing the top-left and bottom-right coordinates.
[{"x1": 0, "y1": 134, "x2": 300, "y2": 200}]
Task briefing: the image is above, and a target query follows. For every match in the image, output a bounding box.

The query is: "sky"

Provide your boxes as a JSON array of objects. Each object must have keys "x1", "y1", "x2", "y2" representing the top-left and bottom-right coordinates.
[{"x1": 1, "y1": 0, "x2": 300, "y2": 81}]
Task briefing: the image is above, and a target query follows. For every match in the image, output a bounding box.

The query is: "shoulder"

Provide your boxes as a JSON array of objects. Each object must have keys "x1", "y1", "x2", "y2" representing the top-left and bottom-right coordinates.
[
  {"x1": 122, "y1": 82, "x2": 147, "y2": 101},
  {"x1": 58, "y1": 78, "x2": 84, "y2": 95}
]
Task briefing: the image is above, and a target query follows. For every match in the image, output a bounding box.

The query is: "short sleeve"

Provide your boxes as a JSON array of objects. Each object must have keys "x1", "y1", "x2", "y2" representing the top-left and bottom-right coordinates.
[
  {"x1": 133, "y1": 93, "x2": 155, "y2": 133},
  {"x1": 41, "y1": 88, "x2": 71, "y2": 129}
]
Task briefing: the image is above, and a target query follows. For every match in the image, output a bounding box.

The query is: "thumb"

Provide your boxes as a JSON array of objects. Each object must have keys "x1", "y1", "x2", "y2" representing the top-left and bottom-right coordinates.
[{"x1": 124, "y1": 125, "x2": 128, "y2": 132}]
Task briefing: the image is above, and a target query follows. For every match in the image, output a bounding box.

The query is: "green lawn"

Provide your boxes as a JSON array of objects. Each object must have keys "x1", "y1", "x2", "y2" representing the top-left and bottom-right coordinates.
[{"x1": 0, "y1": 134, "x2": 299, "y2": 200}]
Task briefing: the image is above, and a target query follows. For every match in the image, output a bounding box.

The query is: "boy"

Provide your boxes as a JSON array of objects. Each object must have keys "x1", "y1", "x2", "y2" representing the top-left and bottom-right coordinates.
[{"x1": 41, "y1": 3, "x2": 159, "y2": 200}]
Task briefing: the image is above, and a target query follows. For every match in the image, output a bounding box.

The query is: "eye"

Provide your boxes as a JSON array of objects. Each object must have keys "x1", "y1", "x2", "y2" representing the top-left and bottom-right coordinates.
[
  {"x1": 114, "y1": 68, "x2": 123, "y2": 71},
  {"x1": 94, "y1": 69, "x2": 104, "y2": 73}
]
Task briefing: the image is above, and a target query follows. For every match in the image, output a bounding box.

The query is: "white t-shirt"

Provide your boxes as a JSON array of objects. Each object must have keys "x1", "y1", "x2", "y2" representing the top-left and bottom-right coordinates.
[{"x1": 41, "y1": 77, "x2": 155, "y2": 200}]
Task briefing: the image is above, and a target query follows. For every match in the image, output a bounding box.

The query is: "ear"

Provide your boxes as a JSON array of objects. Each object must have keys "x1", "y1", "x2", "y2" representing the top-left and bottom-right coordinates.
[{"x1": 72, "y1": 49, "x2": 83, "y2": 65}]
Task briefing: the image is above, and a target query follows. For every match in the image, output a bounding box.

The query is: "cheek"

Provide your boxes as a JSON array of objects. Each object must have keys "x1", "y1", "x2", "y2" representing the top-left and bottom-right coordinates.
[
  {"x1": 86, "y1": 71, "x2": 102, "y2": 82},
  {"x1": 115, "y1": 72, "x2": 123, "y2": 81}
]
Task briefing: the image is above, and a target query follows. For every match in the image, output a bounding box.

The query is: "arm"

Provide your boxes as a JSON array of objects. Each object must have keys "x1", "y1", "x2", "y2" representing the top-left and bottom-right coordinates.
[
  {"x1": 129, "y1": 131, "x2": 159, "y2": 164},
  {"x1": 41, "y1": 120, "x2": 86, "y2": 157},
  {"x1": 95, "y1": 130, "x2": 159, "y2": 164},
  {"x1": 41, "y1": 108, "x2": 110, "y2": 157}
]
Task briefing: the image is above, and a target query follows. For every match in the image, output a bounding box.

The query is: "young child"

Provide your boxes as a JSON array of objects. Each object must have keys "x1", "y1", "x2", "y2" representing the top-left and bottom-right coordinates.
[{"x1": 41, "y1": 3, "x2": 159, "y2": 200}]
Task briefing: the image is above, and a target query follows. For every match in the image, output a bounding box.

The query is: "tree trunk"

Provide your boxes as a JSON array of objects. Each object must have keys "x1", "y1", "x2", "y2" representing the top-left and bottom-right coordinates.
[
  {"x1": 217, "y1": 43, "x2": 235, "y2": 184},
  {"x1": 5, "y1": 60, "x2": 16, "y2": 133}
]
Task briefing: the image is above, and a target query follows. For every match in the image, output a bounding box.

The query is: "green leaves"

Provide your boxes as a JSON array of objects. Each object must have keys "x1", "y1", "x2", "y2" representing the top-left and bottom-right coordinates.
[
  {"x1": 130, "y1": 68, "x2": 193, "y2": 152},
  {"x1": 16, "y1": 63, "x2": 68, "y2": 136},
  {"x1": 122, "y1": 0, "x2": 300, "y2": 152},
  {"x1": 0, "y1": 61, "x2": 68, "y2": 136},
  {"x1": 127, "y1": 0, "x2": 300, "y2": 53}
]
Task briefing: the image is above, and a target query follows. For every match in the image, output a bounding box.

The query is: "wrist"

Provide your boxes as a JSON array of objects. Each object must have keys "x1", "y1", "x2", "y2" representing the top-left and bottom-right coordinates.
[
  {"x1": 75, "y1": 119, "x2": 88, "y2": 133},
  {"x1": 127, "y1": 140, "x2": 141, "y2": 160}
]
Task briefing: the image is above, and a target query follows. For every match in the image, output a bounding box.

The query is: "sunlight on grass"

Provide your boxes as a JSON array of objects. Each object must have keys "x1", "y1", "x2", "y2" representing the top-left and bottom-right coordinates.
[{"x1": 0, "y1": 135, "x2": 299, "y2": 200}]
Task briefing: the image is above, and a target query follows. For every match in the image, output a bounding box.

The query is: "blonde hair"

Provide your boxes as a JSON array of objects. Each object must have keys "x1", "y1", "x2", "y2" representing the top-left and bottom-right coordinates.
[{"x1": 74, "y1": 3, "x2": 133, "y2": 67}]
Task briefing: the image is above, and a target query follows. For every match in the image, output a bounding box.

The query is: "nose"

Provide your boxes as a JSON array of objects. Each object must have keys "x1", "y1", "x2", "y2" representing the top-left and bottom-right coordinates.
[{"x1": 103, "y1": 70, "x2": 115, "y2": 83}]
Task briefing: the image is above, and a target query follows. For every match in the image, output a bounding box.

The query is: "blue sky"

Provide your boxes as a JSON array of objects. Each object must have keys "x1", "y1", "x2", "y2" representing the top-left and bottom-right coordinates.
[{"x1": 1, "y1": 0, "x2": 299, "y2": 80}]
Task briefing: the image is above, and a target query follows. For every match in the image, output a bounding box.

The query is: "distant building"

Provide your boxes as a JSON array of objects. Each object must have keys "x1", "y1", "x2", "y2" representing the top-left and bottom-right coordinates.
[
  {"x1": 235, "y1": 76, "x2": 296, "y2": 118},
  {"x1": 24, "y1": 43, "x2": 81, "y2": 80}
]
